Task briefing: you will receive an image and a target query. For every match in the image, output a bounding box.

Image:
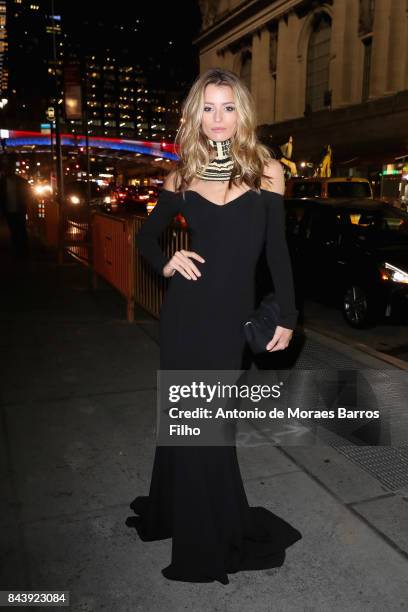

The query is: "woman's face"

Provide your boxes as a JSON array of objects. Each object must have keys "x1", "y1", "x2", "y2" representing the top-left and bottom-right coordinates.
[{"x1": 201, "y1": 84, "x2": 237, "y2": 142}]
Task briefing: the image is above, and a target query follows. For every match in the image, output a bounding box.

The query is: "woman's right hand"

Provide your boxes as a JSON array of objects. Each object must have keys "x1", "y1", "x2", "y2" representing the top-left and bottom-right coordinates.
[{"x1": 163, "y1": 250, "x2": 205, "y2": 280}]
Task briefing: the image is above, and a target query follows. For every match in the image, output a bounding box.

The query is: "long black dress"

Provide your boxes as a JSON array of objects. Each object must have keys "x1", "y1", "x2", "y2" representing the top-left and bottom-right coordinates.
[{"x1": 127, "y1": 187, "x2": 302, "y2": 585}]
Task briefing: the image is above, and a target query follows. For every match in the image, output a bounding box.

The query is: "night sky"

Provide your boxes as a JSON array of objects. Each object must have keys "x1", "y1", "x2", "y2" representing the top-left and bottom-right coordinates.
[{"x1": 60, "y1": 1, "x2": 203, "y2": 89}]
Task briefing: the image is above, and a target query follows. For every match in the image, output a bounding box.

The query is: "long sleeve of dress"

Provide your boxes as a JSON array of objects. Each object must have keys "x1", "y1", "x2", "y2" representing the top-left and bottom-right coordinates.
[
  {"x1": 135, "y1": 189, "x2": 181, "y2": 276},
  {"x1": 264, "y1": 191, "x2": 299, "y2": 330}
]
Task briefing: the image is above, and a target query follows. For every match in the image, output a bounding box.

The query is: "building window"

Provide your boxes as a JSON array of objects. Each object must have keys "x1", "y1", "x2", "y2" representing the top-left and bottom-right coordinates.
[
  {"x1": 240, "y1": 50, "x2": 252, "y2": 91},
  {"x1": 305, "y1": 13, "x2": 332, "y2": 113},
  {"x1": 362, "y1": 36, "x2": 372, "y2": 101}
]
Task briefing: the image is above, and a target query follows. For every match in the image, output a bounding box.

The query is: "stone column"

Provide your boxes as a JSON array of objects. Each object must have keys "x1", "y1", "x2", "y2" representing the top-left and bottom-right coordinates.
[
  {"x1": 222, "y1": 48, "x2": 235, "y2": 72},
  {"x1": 327, "y1": 0, "x2": 361, "y2": 107},
  {"x1": 199, "y1": 47, "x2": 220, "y2": 74},
  {"x1": 289, "y1": 12, "x2": 303, "y2": 119},
  {"x1": 275, "y1": 12, "x2": 301, "y2": 121},
  {"x1": 405, "y1": 0, "x2": 408, "y2": 89},
  {"x1": 348, "y1": 0, "x2": 365, "y2": 103},
  {"x1": 370, "y1": 0, "x2": 391, "y2": 97},
  {"x1": 341, "y1": 0, "x2": 360, "y2": 104},
  {"x1": 275, "y1": 16, "x2": 290, "y2": 122},
  {"x1": 210, "y1": 47, "x2": 235, "y2": 72},
  {"x1": 330, "y1": 0, "x2": 347, "y2": 107},
  {"x1": 251, "y1": 28, "x2": 275, "y2": 125},
  {"x1": 387, "y1": 0, "x2": 408, "y2": 92}
]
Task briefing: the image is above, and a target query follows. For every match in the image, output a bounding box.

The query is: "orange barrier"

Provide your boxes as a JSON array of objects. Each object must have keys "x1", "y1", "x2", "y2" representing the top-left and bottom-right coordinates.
[
  {"x1": 92, "y1": 213, "x2": 190, "y2": 321},
  {"x1": 28, "y1": 202, "x2": 190, "y2": 322},
  {"x1": 44, "y1": 200, "x2": 59, "y2": 247},
  {"x1": 92, "y1": 212, "x2": 135, "y2": 321}
]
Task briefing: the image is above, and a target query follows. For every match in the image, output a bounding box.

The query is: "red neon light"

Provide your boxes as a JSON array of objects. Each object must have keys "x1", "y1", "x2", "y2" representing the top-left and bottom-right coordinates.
[{"x1": 7, "y1": 129, "x2": 180, "y2": 153}]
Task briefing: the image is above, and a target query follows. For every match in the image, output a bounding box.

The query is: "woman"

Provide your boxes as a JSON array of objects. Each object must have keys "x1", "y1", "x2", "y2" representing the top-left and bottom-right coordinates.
[{"x1": 126, "y1": 68, "x2": 302, "y2": 585}]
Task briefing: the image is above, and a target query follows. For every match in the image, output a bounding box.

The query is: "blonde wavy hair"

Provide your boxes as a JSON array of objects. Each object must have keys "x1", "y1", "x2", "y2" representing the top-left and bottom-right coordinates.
[{"x1": 174, "y1": 68, "x2": 273, "y2": 191}]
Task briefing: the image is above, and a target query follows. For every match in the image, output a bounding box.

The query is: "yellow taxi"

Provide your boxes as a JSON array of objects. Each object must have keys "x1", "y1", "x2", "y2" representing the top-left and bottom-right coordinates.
[{"x1": 285, "y1": 177, "x2": 373, "y2": 199}]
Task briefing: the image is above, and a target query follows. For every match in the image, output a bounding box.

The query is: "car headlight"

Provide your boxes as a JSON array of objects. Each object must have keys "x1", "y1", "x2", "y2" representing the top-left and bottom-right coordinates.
[
  {"x1": 103, "y1": 196, "x2": 111, "y2": 204},
  {"x1": 380, "y1": 262, "x2": 408, "y2": 284},
  {"x1": 34, "y1": 184, "x2": 52, "y2": 195},
  {"x1": 70, "y1": 195, "x2": 80, "y2": 205}
]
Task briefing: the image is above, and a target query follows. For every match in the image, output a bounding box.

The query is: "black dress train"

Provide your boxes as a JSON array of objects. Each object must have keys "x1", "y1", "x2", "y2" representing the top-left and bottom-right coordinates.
[{"x1": 126, "y1": 188, "x2": 302, "y2": 585}]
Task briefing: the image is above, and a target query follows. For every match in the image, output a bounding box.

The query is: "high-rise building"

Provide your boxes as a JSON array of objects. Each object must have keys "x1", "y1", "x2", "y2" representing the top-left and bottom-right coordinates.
[
  {"x1": 4, "y1": 1, "x2": 183, "y2": 140},
  {"x1": 82, "y1": 56, "x2": 149, "y2": 139},
  {"x1": 5, "y1": 0, "x2": 64, "y2": 129},
  {"x1": 0, "y1": 0, "x2": 8, "y2": 100},
  {"x1": 66, "y1": 54, "x2": 181, "y2": 141},
  {"x1": 144, "y1": 87, "x2": 181, "y2": 141}
]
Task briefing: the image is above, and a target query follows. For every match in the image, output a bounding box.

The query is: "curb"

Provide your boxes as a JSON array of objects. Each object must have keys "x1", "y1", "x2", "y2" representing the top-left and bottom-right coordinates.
[{"x1": 304, "y1": 324, "x2": 408, "y2": 372}]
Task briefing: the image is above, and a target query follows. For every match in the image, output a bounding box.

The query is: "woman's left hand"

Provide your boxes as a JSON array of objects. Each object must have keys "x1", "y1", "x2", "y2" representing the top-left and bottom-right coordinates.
[{"x1": 266, "y1": 326, "x2": 293, "y2": 352}]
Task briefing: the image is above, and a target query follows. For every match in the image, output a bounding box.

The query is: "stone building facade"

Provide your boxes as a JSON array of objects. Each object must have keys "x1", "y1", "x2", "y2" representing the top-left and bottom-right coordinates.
[{"x1": 195, "y1": 0, "x2": 408, "y2": 178}]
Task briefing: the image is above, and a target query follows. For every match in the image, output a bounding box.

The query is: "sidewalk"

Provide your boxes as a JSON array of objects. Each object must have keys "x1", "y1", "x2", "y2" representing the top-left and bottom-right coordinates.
[{"x1": 1, "y1": 222, "x2": 408, "y2": 611}]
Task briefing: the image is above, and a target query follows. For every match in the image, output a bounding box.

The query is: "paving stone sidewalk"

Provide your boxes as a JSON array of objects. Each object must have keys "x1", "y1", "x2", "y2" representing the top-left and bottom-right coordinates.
[{"x1": 1, "y1": 224, "x2": 407, "y2": 612}]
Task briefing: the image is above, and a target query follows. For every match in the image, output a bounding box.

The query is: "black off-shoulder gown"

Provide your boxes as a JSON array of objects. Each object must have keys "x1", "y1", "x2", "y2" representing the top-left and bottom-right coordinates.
[{"x1": 126, "y1": 188, "x2": 302, "y2": 585}]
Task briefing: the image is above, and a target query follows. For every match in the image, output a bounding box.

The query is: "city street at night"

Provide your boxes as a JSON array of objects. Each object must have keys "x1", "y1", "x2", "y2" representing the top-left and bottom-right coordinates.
[
  {"x1": 304, "y1": 299, "x2": 408, "y2": 366},
  {"x1": 1, "y1": 0, "x2": 408, "y2": 610}
]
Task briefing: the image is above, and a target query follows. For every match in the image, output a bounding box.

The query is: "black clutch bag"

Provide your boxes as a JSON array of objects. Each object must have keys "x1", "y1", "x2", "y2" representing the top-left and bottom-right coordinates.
[{"x1": 243, "y1": 293, "x2": 280, "y2": 354}]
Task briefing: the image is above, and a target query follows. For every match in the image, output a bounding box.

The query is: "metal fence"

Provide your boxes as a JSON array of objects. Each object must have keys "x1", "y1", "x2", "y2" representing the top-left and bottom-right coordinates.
[
  {"x1": 65, "y1": 216, "x2": 91, "y2": 265},
  {"x1": 27, "y1": 198, "x2": 91, "y2": 264},
  {"x1": 28, "y1": 199, "x2": 189, "y2": 321},
  {"x1": 133, "y1": 216, "x2": 189, "y2": 319}
]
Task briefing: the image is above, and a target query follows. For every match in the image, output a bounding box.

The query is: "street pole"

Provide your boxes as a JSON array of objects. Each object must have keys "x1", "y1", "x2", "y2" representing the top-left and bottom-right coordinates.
[
  {"x1": 80, "y1": 60, "x2": 92, "y2": 277},
  {"x1": 82, "y1": 66, "x2": 91, "y2": 208},
  {"x1": 84, "y1": 111, "x2": 91, "y2": 206},
  {"x1": 54, "y1": 104, "x2": 64, "y2": 201},
  {"x1": 49, "y1": 120, "x2": 54, "y2": 181},
  {"x1": 51, "y1": 0, "x2": 65, "y2": 264}
]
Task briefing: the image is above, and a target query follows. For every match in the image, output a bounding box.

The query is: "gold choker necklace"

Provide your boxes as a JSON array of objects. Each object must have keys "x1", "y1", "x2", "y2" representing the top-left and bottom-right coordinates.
[{"x1": 196, "y1": 138, "x2": 240, "y2": 181}]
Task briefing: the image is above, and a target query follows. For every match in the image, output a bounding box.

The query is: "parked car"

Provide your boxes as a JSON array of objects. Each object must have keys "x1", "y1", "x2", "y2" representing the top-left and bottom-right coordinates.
[
  {"x1": 112, "y1": 185, "x2": 130, "y2": 204},
  {"x1": 135, "y1": 185, "x2": 159, "y2": 214},
  {"x1": 286, "y1": 177, "x2": 373, "y2": 200},
  {"x1": 285, "y1": 197, "x2": 408, "y2": 327},
  {"x1": 137, "y1": 185, "x2": 159, "y2": 201},
  {"x1": 110, "y1": 185, "x2": 158, "y2": 215}
]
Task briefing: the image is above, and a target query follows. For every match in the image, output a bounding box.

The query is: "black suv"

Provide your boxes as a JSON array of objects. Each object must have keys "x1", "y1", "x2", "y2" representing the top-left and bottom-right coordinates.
[{"x1": 285, "y1": 198, "x2": 408, "y2": 327}]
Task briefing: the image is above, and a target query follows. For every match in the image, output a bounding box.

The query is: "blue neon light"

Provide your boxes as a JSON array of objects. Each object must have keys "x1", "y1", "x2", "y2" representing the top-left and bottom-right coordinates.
[{"x1": 4, "y1": 135, "x2": 179, "y2": 160}]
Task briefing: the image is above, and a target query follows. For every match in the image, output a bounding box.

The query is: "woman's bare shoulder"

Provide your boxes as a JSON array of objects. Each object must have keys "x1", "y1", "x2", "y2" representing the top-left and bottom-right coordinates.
[
  {"x1": 163, "y1": 169, "x2": 181, "y2": 192},
  {"x1": 261, "y1": 159, "x2": 285, "y2": 195}
]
